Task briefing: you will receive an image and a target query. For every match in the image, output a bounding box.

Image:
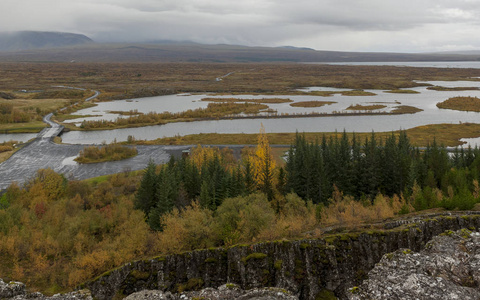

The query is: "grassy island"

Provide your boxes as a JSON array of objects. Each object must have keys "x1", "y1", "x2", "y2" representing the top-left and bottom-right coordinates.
[
  {"x1": 201, "y1": 97, "x2": 293, "y2": 104},
  {"x1": 385, "y1": 89, "x2": 419, "y2": 94},
  {"x1": 290, "y1": 101, "x2": 336, "y2": 107},
  {"x1": 436, "y1": 96, "x2": 480, "y2": 112},
  {"x1": 77, "y1": 102, "x2": 269, "y2": 130},
  {"x1": 75, "y1": 143, "x2": 138, "y2": 164},
  {"x1": 346, "y1": 104, "x2": 387, "y2": 111},
  {"x1": 427, "y1": 86, "x2": 480, "y2": 91},
  {"x1": 391, "y1": 105, "x2": 423, "y2": 114}
]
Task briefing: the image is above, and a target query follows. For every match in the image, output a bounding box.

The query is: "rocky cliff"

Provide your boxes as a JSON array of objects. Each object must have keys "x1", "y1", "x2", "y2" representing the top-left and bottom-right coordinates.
[
  {"x1": 84, "y1": 213, "x2": 480, "y2": 300},
  {"x1": 349, "y1": 229, "x2": 480, "y2": 299}
]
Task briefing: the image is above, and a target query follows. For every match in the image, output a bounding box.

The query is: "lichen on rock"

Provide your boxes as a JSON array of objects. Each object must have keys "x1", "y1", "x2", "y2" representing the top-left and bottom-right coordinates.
[
  {"x1": 123, "y1": 284, "x2": 299, "y2": 299},
  {"x1": 349, "y1": 229, "x2": 480, "y2": 300}
]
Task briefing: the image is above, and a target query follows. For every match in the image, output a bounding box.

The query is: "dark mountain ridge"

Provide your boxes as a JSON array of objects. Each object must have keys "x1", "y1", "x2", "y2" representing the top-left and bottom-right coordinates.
[
  {"x1": 1, "y1": 31, "x2": 480, "y2": 63},
  {"x1": 0, "y1": 31, "x2": 93, "y2": 51}
]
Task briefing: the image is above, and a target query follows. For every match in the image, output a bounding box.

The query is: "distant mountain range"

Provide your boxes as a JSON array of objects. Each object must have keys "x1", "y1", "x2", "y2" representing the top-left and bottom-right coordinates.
[
  {"x1": 0, "y1": 31, "x2": 93, "y2": 51},
  {"x1": 0, "y1": 31, "x2": 480, "y2": 63}
]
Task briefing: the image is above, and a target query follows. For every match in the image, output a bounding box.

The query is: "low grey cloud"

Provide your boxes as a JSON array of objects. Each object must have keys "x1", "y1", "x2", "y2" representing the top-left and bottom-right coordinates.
[{"x1": 1, "y1": 0, "x2": 480, "y2": 52}]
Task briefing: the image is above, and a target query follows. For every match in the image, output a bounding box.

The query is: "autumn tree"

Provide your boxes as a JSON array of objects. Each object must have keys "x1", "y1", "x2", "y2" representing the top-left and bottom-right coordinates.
[{"x1": 252, "y1": 125, "x2": 276, "y2": 200}]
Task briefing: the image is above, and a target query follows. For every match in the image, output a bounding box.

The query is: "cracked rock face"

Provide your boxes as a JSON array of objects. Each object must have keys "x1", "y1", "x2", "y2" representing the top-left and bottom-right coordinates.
[
  {"x1": 349, "y1": 229, "x2": 480, "y2": 300},
  {"x1": 124, "y1": 284, "x2": 299, "y2": 300}
]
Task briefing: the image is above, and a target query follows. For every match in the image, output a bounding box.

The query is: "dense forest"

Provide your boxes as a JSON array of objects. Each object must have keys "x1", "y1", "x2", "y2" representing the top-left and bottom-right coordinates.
[
  {"x1": 137, "y1": 130, "x2": 480, "y2": 229},
  {"x1": 1, "y1": 130, "x2": 480, "y2": 293}
]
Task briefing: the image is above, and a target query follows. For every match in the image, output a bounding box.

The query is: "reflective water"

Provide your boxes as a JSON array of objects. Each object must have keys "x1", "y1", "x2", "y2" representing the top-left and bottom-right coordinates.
[
  {"x1": 0, "y1": 133, "x2": 37, "y2": 143},
  {"x1": 309, "y1": 61, "x2": 480, "y2": 69},
  {"x1": 59, "y1": 80, "x2": 480, "y2": 145}
]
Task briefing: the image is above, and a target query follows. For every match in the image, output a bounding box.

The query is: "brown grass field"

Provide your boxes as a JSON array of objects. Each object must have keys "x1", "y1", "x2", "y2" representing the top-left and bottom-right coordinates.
[{"x1": 2, "y1": 62, "x2": 480, "y2": 97}]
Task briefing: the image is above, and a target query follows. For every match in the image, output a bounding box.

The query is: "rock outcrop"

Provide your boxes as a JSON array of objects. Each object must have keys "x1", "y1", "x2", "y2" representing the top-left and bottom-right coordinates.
[
  {"x1": 348, "y1": 229, "x2": 480, "y2": 300},
  {"x1": 0, "y1": 278, "x2": 92, "y2": 300},
  {"x1": 124, "y1": 284, "x2": 298, "y2": 299},
  {"x1": 84, "y1": 213, "x2": 480, "y2": 300}
]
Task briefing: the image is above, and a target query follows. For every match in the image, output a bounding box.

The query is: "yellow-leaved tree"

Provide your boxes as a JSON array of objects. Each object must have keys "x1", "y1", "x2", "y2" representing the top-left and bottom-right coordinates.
[{"x1": 253, "y1": 124, "x2": 276, "y2": 200}]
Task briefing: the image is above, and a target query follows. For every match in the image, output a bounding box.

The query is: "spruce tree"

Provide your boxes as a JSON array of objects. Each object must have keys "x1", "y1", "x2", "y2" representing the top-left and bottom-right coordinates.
[{"x1": 134, "y1": 161, "x2": 158, "y2": 216}]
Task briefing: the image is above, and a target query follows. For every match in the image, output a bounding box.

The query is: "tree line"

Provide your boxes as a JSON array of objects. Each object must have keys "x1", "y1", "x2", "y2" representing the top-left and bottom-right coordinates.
[
  {"x1": 137, "y1": 130, "x2": 480, "y2": 231},
  {"x1": 135, "y1": 126, "x2": 277, "y2": 230}
]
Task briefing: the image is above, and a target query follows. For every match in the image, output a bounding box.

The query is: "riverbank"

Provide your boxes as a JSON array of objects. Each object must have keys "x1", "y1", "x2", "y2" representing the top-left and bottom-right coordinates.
[{"x1": 131, "y1": 123, "x2": 480, "y2": 147}]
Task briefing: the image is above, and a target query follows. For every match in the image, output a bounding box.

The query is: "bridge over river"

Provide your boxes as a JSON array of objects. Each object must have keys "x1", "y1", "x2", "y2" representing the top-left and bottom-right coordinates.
[{"x1": 0, "y1": 88, "x2": 181, "y2": 189}]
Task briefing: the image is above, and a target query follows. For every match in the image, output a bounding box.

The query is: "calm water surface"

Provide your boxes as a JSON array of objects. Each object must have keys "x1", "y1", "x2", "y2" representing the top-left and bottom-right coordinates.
[
  {"x1": 59, "y1": 80, "x2": 480, "y2": 145},
  {"x1": 312, "y1": 61, "x2": 480, "y2": 69},
  {"x1": 4, "y1": 79, "x2": 480, "y2": 146}
]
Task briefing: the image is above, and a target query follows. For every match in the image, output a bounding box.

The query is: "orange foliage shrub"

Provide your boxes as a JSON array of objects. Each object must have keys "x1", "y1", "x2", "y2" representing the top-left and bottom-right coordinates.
[{"x1": 319, "y1": 186, "x2": 413, "y2": 226}]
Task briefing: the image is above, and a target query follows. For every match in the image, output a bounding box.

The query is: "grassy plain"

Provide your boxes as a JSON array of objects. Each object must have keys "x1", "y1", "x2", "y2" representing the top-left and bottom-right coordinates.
[
  {"x1": 2, "y1": 62, "x2": 480, "y2": 98},
  {"x1": 0, "y1": 96, "x2": 73, "y2": 133}
]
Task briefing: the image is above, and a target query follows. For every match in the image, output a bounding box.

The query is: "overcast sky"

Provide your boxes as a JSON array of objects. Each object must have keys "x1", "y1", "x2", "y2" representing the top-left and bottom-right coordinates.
[{"x1": 2, "y1": 0, "x2": 480, "y2": 52}]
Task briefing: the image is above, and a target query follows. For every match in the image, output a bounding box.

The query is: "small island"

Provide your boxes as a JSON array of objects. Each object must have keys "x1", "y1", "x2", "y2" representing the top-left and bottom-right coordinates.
[
  {"x1": 201, "y1": 97, "x2": 293, "y2": 104},
  {"x1": 436, "y1": 96, "x2": 480, "y2": 112},
  {"x1": 428, "y1": 86, "x2": 480, "y2": 91},
  {"x1": 346, "y1": 104, "x2": 387, "y2": 111},
  {"x1": 290, "y1": 100, "x2": 337, "y2": 107},
  {"x1": 75, "y1": 143, "x2": 138, "y2": 164}
]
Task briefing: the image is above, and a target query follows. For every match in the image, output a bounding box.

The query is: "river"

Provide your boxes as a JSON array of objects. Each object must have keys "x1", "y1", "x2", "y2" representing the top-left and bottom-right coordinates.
[
  {"x1": 59, "y1": 80, "x2": 480, "y2": 145},
  {"x1": 4, "y1": 79, "x2": 480, "y2": 145}
]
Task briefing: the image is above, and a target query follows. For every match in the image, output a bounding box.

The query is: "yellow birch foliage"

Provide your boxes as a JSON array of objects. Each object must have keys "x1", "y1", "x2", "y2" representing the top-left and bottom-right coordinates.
[
  {"x1": 190, "y1": 145, "x2": 219, "y2": 169},
  {"x1": 253, "y1": 125, "x2": 276, "y2": 196}
]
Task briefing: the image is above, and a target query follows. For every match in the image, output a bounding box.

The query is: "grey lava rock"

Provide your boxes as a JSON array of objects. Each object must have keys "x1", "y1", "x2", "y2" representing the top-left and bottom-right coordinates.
[
  {"x1": 124, "y1": 284, "x2": 299, "y2": 300},
  {"x1": 349, "y1": 229, "x2": 480, "y2": 300},
  {"x1": 0, "y1": 279, "x2": 26, "y2": 298},
  {"x1": 0, "y1": 279, "x2": 92, "y2": 300}
]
